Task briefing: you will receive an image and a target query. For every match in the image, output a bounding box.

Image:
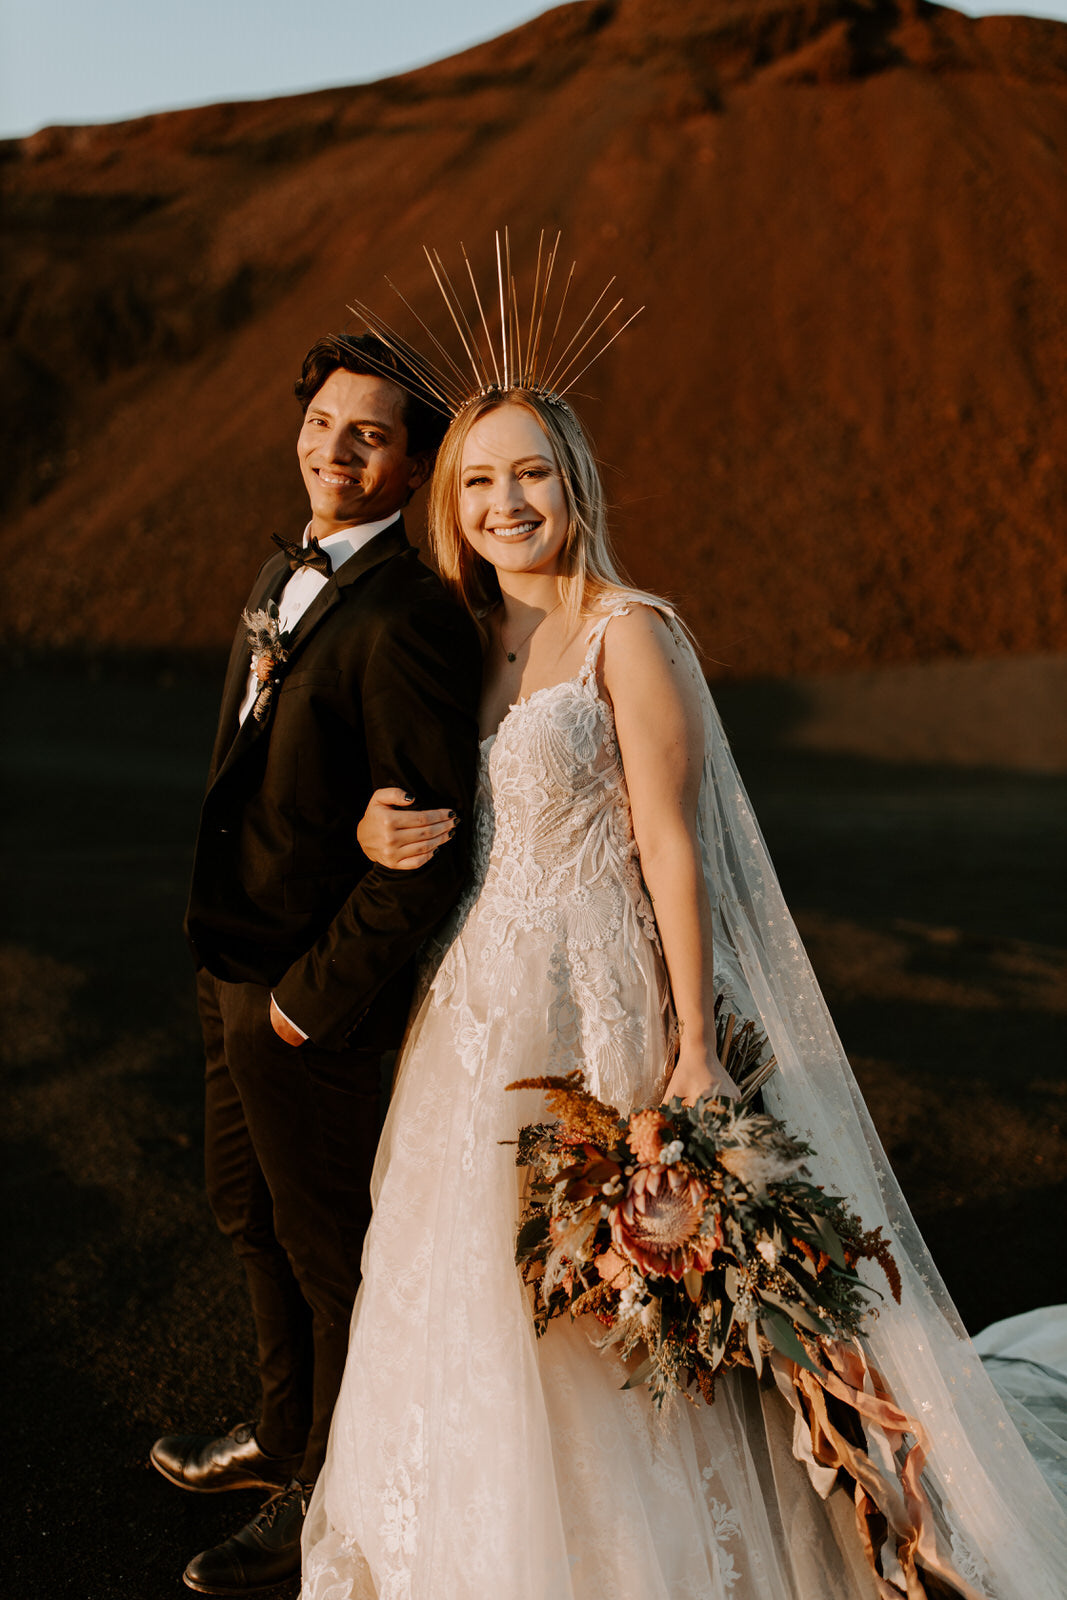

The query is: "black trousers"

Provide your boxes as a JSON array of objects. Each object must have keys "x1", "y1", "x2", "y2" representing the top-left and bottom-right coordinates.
[{"x1": 199, "y1": 971, "x2": 386, "y2": 1481}]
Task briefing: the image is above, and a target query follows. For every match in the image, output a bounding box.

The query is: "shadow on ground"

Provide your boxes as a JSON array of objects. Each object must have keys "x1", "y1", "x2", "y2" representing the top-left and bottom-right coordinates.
[{"x1": 2, "y1": 657, "x2": 1064, "y2": 1598}]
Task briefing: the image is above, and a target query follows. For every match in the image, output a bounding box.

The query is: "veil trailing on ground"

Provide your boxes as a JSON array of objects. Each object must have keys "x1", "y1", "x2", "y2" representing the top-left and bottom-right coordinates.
[{"x1": 664, "y1": 608, "x2": 1067, "y2": 1598}]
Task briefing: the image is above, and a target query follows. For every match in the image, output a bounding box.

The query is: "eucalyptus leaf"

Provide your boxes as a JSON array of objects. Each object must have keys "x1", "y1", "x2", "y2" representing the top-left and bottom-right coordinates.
[
  {"x1": 761, "y1": 1312, "x2": 823, "y2": 1376},
  {"x1": 759, "y1": 1290, "x2": 834, "y2": 1336},
  {"x1": 814, "y1": 1214, "x2": 847, "y2": 1269},
  {"x1": 836, "y1": 1267, "x2": 882, "y2": 1296},
  {"x1": 622, "y1": 1357, "x2": 655, "y2": 1391},
  {"x1": 746, "y1": 1315, "x2": 764, "y2": 1379},
  {"x1": 710, "y1": 1299, "x2": 737, "y2": 1370}
]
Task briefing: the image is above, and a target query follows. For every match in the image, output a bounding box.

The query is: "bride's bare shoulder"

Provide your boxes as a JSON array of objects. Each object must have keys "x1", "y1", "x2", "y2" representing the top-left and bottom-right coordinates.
[
  {"x1": 597, "y1": 602, "x2": 697, "y2": 709},
  {"x1": 597, "y1": 598, "x2": 676, "y2": 655}
]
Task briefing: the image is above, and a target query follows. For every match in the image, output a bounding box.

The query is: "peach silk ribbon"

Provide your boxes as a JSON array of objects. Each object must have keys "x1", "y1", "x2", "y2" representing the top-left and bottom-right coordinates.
[{"x1": 770, "y1": 1338, "x2": 988, "y2": 1600}]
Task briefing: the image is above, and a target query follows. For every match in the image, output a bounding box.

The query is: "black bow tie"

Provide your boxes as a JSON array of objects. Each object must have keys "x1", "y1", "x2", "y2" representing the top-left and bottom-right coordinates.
[{"x1": 272, "y1": 532, "x2": 332, "y2": 577}]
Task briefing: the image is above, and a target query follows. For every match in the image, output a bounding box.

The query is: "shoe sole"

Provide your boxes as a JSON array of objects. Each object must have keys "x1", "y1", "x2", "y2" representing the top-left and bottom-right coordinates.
[
  {"x1": 182, "y1": 1564, "x2": 300, "y2": 1595},
  {"x1": 150, "y1": 1453, "x2": 289, "y2": 1495}
]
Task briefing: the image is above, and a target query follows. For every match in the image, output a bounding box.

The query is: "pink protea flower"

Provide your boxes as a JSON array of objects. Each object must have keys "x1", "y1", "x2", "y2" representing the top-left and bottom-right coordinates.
[
  {"x1": 610, "y1": 1165, "x2": 722, "y2": 1282},
  {"x1": 627, "y1": 1108, "x2": 669, "y2": 1166}
]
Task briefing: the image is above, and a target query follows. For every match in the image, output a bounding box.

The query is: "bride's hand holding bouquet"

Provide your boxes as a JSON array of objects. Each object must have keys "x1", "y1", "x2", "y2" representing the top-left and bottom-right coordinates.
[{"x1": 664, "y1": 1039, "x2": 740, "y2": 1105}]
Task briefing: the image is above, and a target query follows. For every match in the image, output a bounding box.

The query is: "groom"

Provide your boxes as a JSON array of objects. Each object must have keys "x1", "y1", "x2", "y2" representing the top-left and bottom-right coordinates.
[{"x1": 153, "y1": 333, "x2": 481, "y2": 1592}]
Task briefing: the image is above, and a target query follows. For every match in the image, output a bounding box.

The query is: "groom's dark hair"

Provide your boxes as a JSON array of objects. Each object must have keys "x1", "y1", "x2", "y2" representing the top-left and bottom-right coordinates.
[{"x1": 294, "y1": 333, "x2": 448, "y2": 458}]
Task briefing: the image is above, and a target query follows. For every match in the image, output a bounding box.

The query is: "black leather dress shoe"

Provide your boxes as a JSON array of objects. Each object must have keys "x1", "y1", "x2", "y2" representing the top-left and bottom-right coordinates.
[
  {"x1": 150, "y1": 1421, "x2": 302, "y2": 1494},
  {"x1": 183, "y1": 1479, "x2": 312, "y2": 1594}
]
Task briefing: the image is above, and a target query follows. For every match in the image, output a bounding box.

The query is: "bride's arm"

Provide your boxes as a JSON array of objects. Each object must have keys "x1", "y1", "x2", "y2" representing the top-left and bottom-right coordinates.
[
  {"x1": 601, "y1": 608, "x2": 738, "y2": 1105},
  {"x1": 357, "y1": 789, "x2": 457, "y2": 871}
]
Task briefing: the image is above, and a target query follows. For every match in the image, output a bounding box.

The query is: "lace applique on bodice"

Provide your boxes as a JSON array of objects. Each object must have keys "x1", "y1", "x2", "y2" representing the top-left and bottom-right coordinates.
[
  {"x1": 475, "y1": 612, "x2": 658, "y2": 941},
  {"x1": 425, "y1": 607, "x2": 669, "y2": 1111}
]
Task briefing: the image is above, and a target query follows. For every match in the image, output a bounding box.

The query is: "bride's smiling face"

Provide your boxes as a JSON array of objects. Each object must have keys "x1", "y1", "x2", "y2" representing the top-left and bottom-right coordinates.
[{"x1": 458, "y1": 404, "x2": 569, "y2": 580}]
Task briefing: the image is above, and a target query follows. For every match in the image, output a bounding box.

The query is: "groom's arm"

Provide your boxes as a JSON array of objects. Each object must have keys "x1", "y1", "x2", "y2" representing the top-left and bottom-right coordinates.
[{"x1": 270, "y1": 583, "x2": 481, "y2": 1050}]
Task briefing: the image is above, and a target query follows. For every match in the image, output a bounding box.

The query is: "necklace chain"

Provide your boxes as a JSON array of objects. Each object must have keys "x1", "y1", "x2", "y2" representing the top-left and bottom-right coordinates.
[{"x1": 500, "y1": 600, "x2": 563, "y2": 663}]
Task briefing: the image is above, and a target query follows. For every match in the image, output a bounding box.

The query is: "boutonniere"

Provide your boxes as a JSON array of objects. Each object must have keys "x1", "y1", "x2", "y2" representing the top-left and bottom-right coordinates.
[{"x1": 242, "y1": 600, "x2": 291, "y2": 722}]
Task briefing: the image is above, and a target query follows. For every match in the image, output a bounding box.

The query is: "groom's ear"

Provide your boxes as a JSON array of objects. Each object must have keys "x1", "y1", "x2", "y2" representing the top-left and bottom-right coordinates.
[{"x1": 405, "y1": 453, "x2": 434, "y2": 497}]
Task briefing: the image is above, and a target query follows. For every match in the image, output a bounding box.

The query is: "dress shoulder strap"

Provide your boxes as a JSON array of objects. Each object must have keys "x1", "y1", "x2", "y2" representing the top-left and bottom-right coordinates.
[
  {"x1": 577, "y1": 604, "x2": 631, "y2": 684},
  {"x1": 577, "y1": 596, "x2": 675, "y2": 684}
]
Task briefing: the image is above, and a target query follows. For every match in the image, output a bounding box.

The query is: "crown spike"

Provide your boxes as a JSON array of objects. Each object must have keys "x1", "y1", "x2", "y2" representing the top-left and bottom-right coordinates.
[
  {"x1": 337, "y1": 317, "x2": 456, "y2": 415},
  {"x1": 543, "y1": 296, "x2": 626, "y2": 394},
  {"x1": 429, "y1": 247, "x2": 492, "y2": 390},
  {"x1": 461, "y1": 243, "x2": 502, "y2": 389},
  {"x1": 550, "y1": 305, "x2": 645, "y2": 396},
  {"x1": 540, "y1": 277, "x2": 618, "y2": 393},
  {"x1": 502, "y1": 229, "x2": 512, "y2": 382},
  {"x1": 537, "y1": 257, "x2": 576, "y2": 384},
  {"x1": 504, "y1": 230, "x2": 523, "y2": 385},
  {"x1": 510, "y1": 275, "x2": 525, "y2": 386},
  {"x1": 424, "y1": 248, "x2": 488, "y2": 390},
  {"x1": 525, "y1": 230, "x2": 546, "y2": 378},
  {"x1": 350, "y1": 232, "x2": 641, "y2": 420},
  {"x1": 344, "y1": 301, "x2": 462, "y2": 410},
  {"x1": 349, "y1": 286, "x2": 467, "y2": 405},
  {"x1": 526, "y1": 231, "x2": 562, "y2": 380},
  {"x1": 379, "y1": 277, "x2": 470, "y2": 390},
  {"x1": 495, "y1": 232, "x2": 509, "y2": 390}
]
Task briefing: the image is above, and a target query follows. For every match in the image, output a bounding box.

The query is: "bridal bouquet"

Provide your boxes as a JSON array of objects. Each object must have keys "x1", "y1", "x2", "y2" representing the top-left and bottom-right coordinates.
[
  {"x1": 509, "y1": 1005, "x2": 900, "y2": 1409},
  {"x1": 508, "y1": 1019, "x2": 986, "y2": 1600}
]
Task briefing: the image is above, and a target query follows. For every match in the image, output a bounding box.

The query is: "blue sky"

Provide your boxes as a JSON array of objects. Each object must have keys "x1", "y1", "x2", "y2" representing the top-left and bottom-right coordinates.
[{"x1": 2, "y1": 0, "x2": 1065, "y2": 141}]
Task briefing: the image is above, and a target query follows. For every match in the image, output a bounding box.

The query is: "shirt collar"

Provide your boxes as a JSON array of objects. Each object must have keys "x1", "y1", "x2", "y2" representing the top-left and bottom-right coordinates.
[{"x1": 304, "y1": 513, "x2": 401, "y2": 572}]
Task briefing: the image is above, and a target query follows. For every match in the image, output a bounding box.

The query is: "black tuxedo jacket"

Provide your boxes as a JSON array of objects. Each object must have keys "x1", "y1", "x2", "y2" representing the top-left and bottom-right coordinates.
[{"x1": 185, "y1": 518, "x2": 482, "y2": 1051}]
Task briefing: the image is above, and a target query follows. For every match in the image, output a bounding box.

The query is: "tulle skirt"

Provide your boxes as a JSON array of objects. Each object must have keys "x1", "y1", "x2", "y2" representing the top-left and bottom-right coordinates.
[{"x1": 301, "y1": 932, "x2": 875, "y2": 1600}]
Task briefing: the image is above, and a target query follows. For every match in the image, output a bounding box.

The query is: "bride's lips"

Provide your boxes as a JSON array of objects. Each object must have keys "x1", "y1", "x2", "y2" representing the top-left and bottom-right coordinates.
[{"x1": 488, "y1": 520, "x2": 542, "y2": 541}]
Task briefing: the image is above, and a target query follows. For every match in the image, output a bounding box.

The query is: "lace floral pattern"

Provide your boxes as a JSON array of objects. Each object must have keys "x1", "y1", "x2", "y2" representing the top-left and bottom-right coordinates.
[
  {"x1": 702, "y1": 1489, "x2": 743, "y2": 1594},
  {"x1": 377, "y1": 1406, "x2": 424, "y2": 1600},
  {"x1": 423, "y1": 615, "x2": 667, "y2": 1114}
]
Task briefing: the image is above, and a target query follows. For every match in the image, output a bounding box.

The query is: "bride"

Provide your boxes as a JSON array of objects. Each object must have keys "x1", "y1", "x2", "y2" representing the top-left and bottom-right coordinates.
[{"x1": 301, "y1": 286, "x2": 1065, "y2": 1598}]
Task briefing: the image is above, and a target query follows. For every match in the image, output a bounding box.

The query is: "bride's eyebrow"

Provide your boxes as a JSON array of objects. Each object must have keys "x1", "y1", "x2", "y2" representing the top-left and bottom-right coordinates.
[{"x1": 462, "y1": 455, "x2": 554, "y2": 471}]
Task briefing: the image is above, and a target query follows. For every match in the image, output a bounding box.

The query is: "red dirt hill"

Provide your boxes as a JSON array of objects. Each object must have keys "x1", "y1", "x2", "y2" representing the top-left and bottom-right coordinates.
[{"x1": 3, "y1": 0, "x2": 1065, "y2": 675}]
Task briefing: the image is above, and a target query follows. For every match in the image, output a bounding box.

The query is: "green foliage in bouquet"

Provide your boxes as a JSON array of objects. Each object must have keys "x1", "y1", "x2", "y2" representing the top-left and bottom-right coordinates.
[{"x1": 509, "y1": 1008, "x2": 900, "y2": 1409}]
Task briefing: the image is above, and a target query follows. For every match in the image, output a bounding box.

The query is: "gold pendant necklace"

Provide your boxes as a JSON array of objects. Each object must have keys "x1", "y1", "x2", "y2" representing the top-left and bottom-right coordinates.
[{"x1": 500, "y1": 600, "x2": 563, "y2": 663}]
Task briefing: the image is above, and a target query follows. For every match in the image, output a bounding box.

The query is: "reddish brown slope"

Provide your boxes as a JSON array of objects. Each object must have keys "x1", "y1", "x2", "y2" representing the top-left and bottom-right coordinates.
[{"x1": 3, "y1": 0, "x2": 1065, "y2": 674}]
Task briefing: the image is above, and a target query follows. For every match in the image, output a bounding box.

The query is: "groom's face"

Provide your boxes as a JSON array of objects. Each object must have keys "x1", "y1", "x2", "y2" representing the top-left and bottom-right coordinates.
[{"x1": 298, "y1": 369, "x2": 431, "y2": 538}]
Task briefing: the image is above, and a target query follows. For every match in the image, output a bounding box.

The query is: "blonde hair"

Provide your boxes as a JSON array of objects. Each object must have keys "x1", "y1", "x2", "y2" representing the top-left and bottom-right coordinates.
[{"x1": 428, "y1": 390, "x2": 659, "y2": 636}]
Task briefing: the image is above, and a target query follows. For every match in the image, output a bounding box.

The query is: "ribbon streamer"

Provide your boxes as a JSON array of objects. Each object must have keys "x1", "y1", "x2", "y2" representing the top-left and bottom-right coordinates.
[{"x1": 771, "y1": 1339, "x2": 989, "y2": 1600}]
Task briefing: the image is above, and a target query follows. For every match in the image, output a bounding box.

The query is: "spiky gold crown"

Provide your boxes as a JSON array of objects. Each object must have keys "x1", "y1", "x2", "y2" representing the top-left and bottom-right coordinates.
[{"x1": 346, "y1": 229, "x2": 642, "y2": 418}]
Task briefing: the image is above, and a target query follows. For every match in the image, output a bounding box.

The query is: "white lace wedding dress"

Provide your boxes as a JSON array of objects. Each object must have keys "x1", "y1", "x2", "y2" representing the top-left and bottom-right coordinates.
[{"x1": 302, "y1": 607, "x2": 1066, "y2": 1600}]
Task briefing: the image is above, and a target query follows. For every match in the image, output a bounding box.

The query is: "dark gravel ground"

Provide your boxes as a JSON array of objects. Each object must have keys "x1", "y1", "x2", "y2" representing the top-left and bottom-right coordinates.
[{"x1": 3, "y1": 659, "x2": 1065, "y2": 1600}]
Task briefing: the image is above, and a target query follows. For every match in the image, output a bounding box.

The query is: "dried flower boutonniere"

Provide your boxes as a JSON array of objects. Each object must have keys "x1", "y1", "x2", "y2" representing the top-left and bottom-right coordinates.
[{"x1": 242, "y1": 600, "x2": 291, "y2": 722}]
